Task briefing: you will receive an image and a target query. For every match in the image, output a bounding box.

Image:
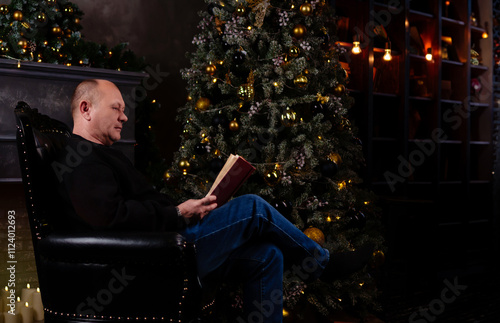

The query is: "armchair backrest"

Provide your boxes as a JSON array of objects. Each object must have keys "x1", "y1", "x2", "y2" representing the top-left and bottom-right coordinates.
[{"x1": 14, "y1": 101, "x2": 71, "y2": 241}]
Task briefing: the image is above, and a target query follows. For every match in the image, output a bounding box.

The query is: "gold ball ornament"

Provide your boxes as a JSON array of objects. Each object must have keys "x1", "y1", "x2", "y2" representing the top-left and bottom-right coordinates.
[
  {"x1": 333, "y1": 84, "x2": 346, "y2": 96},
  {"x1": 163, "y1": 170, "x2": 173, "y2": 181},
  {"x1": 292, "y1": 24, "x2": 307, "y2": 38},
  {"x1": 0, "y1": 5, "x2": 9, "y2": 15},
  {"x1": 229, "y1": 118, "x2": 240, "y2": 131},
  {"x1": 293, "y1": 74, "x2": 308, "y2": 88},
  {"x1": 264, "y1": 168, "x2": 282, "y2": 187},
  {"x1": 196, "y1": 97, "x2": 211, "y2": 111},
  {"x1": 13, "y1": 10, "x2": 23, "y2": 21},
  {"x1": 36, "y1": 12, "x2": 47, "y2": 23},
  {"x1": 371, "y1": 250, "x2": 385, "y2": 268},
  {"x1": 328, "y1": 152, "x2": 342, "y2": 165},
  {"x1": 303, "y1": 227, "x2": 325, "y2": 246},
  {"x1": 238, "y1": 83, "x2": 255, "y2": 101},
  {"x1": 280, "y1": 107, "x2": 297, "y2": 127},
  {"x1": 205, "y1": 64, "x2": 217, "y2": 75},
  {"x1": 299, "y1": 2, "x2": 313, "y2": 16},
  {"x1": 235, "y1": 4, "x2": 246, "y2": 16},
  {"x1": 288, "y1": 46, "x2": 300, "y2": 58},
  {"x1": 178, "y1": 159, "x2": 191, "y2": 174}
]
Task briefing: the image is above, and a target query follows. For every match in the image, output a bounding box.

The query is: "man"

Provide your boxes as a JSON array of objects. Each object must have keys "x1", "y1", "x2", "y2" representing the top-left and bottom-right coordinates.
[{"x1": 58, "y1": 79, "x2": 371, "y2": 322}]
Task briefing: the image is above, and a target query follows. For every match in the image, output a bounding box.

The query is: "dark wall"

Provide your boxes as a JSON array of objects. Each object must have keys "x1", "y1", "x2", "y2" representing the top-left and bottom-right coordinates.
[{"x1": 75, "y1": 0, "x2": 206, "y2": 165}]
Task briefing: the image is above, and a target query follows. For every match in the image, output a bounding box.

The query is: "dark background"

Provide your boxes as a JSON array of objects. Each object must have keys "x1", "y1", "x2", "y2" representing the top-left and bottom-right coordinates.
[{"x1": 76, "y1": 0, "x2": 206, "y2": 165}]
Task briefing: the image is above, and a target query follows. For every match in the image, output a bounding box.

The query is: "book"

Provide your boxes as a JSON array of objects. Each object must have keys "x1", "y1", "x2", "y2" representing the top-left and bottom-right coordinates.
[{"x1": 206, "y1": 154, "x2": 256, "y2": 205}]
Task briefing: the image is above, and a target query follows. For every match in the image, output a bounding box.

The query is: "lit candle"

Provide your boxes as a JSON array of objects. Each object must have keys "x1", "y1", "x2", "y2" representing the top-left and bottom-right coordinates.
[
  {"x1": 19, "y1": 303, "x2": 32, "y2": 323},
  {"x1": 20, "y1": 286, "x2": 34, "y2": 306},
  {"x1": 30, "y1": 290, "x2": 42, "y2": 322}
]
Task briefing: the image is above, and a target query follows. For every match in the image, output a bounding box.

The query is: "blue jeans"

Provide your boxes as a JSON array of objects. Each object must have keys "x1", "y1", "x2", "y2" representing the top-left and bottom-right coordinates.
[{"x1": 179, "y1": 194, "x2": 329, "y2": 322}]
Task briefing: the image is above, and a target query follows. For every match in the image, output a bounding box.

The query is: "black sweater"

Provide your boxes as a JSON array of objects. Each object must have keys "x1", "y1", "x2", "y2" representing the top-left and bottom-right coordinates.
[{"x1": 56, "y1": 134, "x2": 181, "y2": 231}]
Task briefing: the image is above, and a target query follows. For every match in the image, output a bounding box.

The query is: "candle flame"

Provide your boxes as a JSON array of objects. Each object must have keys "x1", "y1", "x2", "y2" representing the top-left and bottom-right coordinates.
[
  {"x1": 27, "y1": 283, "x2": 31, "y2": 289},
  {"x1": 25, "y1": 302, "x2": 29, "y2": 307},
  {"x1": 37, "y1": 287, "x2": 40, "y2": 292},
  {"x1": 4, "y1": 286, "x2": 7, "y2": 291}
]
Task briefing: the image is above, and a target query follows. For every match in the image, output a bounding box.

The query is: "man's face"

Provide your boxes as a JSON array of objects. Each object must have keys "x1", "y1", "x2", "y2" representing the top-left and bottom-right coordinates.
[{"x1": 88, "y1": 81, "x2": 127, "y2": 146}]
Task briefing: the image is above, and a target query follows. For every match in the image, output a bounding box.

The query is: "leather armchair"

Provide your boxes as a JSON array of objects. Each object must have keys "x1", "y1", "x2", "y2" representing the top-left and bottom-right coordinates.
[{"x1": 14, "y1": 101, "x2": 203, "y2": 323}]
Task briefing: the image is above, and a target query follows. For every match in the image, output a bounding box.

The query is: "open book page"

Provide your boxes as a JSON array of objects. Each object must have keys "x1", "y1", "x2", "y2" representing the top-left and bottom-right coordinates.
[{"x1": 206, "y1": 154, "x2": 255, "y2": 205}]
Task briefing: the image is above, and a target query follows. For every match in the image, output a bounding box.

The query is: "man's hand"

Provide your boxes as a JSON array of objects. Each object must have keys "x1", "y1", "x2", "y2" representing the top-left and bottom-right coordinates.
[{"x1": 177, "y1": 195, "x2": 217, "y2": 224}]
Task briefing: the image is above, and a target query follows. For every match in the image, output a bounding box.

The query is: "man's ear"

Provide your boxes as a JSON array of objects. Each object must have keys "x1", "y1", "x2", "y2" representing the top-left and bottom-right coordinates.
[{"x1": 79, "y1": 101, "x2": 91, "y2": 121}]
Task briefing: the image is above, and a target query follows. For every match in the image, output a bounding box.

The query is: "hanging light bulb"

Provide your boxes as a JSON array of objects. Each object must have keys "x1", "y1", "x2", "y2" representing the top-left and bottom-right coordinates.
[
  {"x1": 482, "y1": 22, "x2": 489, "y2": 38},
  {"x1": 425, "y1": 48, "x2": 433, "y2": 61},
  {"x1": 383, "y1": 41, "x2": 392, "y2": 61},
  {"x1": 352, "y1": 33, "x2": 361, "y2": 55}
]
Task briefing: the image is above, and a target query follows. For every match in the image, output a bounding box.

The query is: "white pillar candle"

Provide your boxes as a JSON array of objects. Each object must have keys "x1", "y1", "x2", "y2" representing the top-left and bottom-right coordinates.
[
  {"x1": 20, "y1": 286, "x2": 34, "y2": 306},
  {"x1": 19, "y1": 303, "x2": 32, "y2": 323},
  {"x1": 30, "y1": 290, "x2": 42, "y2": 322}
]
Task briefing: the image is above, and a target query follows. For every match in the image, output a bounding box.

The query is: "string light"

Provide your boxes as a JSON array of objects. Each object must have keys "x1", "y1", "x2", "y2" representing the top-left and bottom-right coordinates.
[
  {"x1": 352, "y1": 33, "x2": 361, "y2": 54},
  {"x1": 383, "y1": 41, "x2": 392, "y2": 61},
  {"x1": 425, "y1": 48, "x2": 432, "y2": 61}
]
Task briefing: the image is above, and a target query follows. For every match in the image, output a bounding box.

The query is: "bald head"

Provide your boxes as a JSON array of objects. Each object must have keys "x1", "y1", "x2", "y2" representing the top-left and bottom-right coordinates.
[{"x1": 71, "y1": 79, "x2": 128, "y2": 146}]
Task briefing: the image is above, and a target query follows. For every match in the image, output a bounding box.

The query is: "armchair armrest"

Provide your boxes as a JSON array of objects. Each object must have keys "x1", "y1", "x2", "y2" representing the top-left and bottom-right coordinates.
[{"x1": 38, "y1": 231, "x2": 192, "y2": 264}]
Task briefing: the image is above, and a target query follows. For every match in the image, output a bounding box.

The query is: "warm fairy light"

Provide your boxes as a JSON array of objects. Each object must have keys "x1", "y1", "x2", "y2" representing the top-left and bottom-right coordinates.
[
  {"x1": 326, "y1": 216, "x2": 332, "y2": 222},
  {"x1": 364, "y1": 201, "x2": 370, "y2": 205},
  {"x1": 482, "y1": 31, "x2": 488, "y2": 39},
  {"x1": 425, "y1": 48, "x2": 432, "y2": 61},
  {"x1": 247, "y1": 26, "x2": 252, "y2": 31},
  {"x1": 148, "y1": 125, "x2": 152, "y2": 129},
  {"x1": 359, "y1": 282, "x2": 365, "y2": 287},
  {"x1": 338, "y1": 181, "x2": 346, "y2": 190},
  {"x1": 318, "y1": 135, "x2": 322, "y2": 140},
  {"x1": 283, "y1": 309, "x2": 289, "y2": 317},
  {"x1": 17, "y1": 60, "x2": 21, "y2": 68},
  {"x1": 212, "y1": 78, "x2": 217, "y2": 83},
  {"x1": 352, "y1": 34, "x2": 361, "y2": 54},
  {"x1": 273, "y1": 82, "x2": 279, "y2": 87},
  {"x1": 352, "y1": 41, "x2": 361, "y2": 54},
  {"x1": 383, "y1": 41, "x2": 392, "y2": 61},
  {"x1": 152, "y1": 99, "x2": 156, "y2": 103},
  {"x1": 291, "y1": 4, "x2": 295, "y2": 9}
]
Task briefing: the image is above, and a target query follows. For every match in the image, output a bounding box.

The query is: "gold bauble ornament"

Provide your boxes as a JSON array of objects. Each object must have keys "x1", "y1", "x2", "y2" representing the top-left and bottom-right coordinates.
[
  {"x1": 205, "y1": 64, "x2": 217, "y2": 75},
  {"x1": 163, "y1": 170, "x2": 173, "y2": 181},
  {"x1": 288, "y1": 46, "x2": 300, "y2": 58},
  {"x1": 333, "y1": 84, "x2": 346, "y2": 96},
  {"x1": 13, "y1": 10, "x2": 23, "y2": 21},
  {"x1": 196, "y1": 97, "x2": 211, "y2": 111},
  {"x1": 229, "y1": 118, "x2": 239, "y2": 131},
  {"x1": 235, "y1": 4, "x2": 246, "y2": 16},
  {"x1": 299, "y1": 2, "x2": 313, "y2": 16},
  {"x1": 293, "y1": 74, "x2": 308, "y2": 88},
  {"x1": 280, "y1": 107, "x2": 297, "y2": 127},
  {"x1": 238, "y1": 83, "x2": 255, "y2": 101},
  {"x1": 328, "y1": 152, "x2": 342, "y2": 165},
  {"x1": 303, "y1": 227, "x2": 325, "y2": 246},
  {"x1": 371, "y1": 250, "x2": 385, "y2": 268},
  {"x1": 36, "y1": 12, "x2": 47, "y2": 23},
  {"x1": 292, "y1": 24, "x2": 307, "y2": 38},
  {"x1": 178, "y1": 159, "x2": 191, "y2": 174},
  {"x1": 264, "y1": 167, "x2": 282, "y2": 187},
  {"x1": 0, "y1": 5, "x2": 9, "y2": 15}
]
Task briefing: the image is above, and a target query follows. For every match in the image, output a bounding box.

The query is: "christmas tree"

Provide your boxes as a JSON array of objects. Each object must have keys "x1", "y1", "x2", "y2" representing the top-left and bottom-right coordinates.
[
  {"x1": 163, "y1": 0, "x2": 385, "y2": 320},
  {"x1": 0, "y1": 0, "x2": 143, "y2": 70}
]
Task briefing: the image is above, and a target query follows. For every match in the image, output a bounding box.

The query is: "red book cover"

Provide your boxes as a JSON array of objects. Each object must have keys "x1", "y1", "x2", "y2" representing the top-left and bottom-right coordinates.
[{"x1": 206, "y1": 154, "x2": 255, "y2": 205}]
